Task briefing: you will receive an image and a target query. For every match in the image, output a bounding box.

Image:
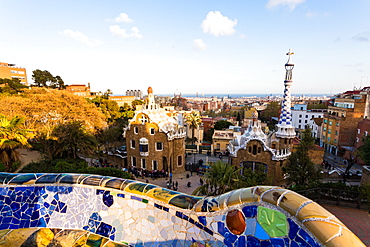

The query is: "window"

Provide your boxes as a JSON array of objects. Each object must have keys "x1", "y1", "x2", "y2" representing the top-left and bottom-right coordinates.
[
  {"x1": 329, "y1": 121, "x2": 332, "y2": 126},
  {"x1": 305, "y1": 120, "x2": 307, "y2": 123},
  {"x1": 10, "y1": 70, "x2": 17, "y2": 73},
  {"x1": 18, "y1": 71, "x2": 25, "y2": 74},
  {"x1": 216, "y1": 143, "x2": 220, "y2": 149},
  {"x1": 299, "y1": 120, "x2": 301, "y2": 123},
  {"x1": 134, "y1": 127, "x2": 138, "y2": 134},
  {"x1": 322, "y1": 135, "x2": 325, "y2": 140},
  {"x1": 327, "y1": 137, "x2": 331, "y2": 141},
  {"x1": 323, "y1": 127, "x2": 326, "y2": 132},
  {"x1": 365, "y1": 131, "x2": 368, "y2": 136},
  {"x1": 336, "y1": 122, "x2": 339, "y2": 126},
  {"x1": 131, "y1": 156, "x2": 136, "y2": 167},
  {"x1": 141, "y1": 158, "x2": 146, "y2": 169},
  {"x1": 139, "y1": 138, "x2": 149, "y2": 156},
  {"x1": 299, "y1": 114, "x2": 302, "y2": 118},
  {"x1": 156, "y1": 142, "x2": 163, "y2": 151},
  {"x1": 356, "y1": 137, "x2": 359, "y2": 143},
  {"x1": 252, "y1": 145, "x2": 257, "y2": 155},
  {"x1": 150, "y1": 128, "x2": 155, "y2": 135},
  {"x1": 335, "y1": 131, "x2": 338, "y2": 135},
  {"x1": 298, "y1": 125, "x2": 301, "y2": 129},
  {"x1": 324, "y1": 119, "x2": 327, "y2": 123},
  {"x1": 131, "y1": 140, "x2": 136, "y2": 149},
  {"x1": 334, "y1": 139, "x2": 337, "y2": 143},
  {"x1": 328, "y1": 129, "x2": 331, "y2": 134},
  {"x1": 152, "y1": 160, "x2": 158, "y2": 170},
  {"x1": 305, "y1": 115, "x2": 308, "y2": 118},
  {"x1": 178, "y1": 156, "x2": 182, "y2": 166},
  {"x1": 358, "y1": 129, "x2": 360, "y2": 134}
]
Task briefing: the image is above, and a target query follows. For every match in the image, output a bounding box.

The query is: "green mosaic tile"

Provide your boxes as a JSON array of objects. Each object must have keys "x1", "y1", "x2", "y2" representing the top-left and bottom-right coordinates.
[
  {"x1": 142, "y1": 199, "x2": 148, "y2": 203},
  {"x1": 257, "y1": 206, "x2": 288, "y2": 237}
]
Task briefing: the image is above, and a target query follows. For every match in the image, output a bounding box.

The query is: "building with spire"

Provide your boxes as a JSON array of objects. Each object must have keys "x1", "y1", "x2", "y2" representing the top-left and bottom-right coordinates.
[
  {"x1": 227, "y1": 50, "x2": 296, "y2": 185},
  {"x1": 123, "y1": 87, "x2": 187, "y2": 174}
]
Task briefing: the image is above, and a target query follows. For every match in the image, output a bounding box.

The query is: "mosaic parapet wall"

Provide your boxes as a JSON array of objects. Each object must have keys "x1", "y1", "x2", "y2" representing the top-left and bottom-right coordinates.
[{"x1": 0, "y1": 173, "x2": 365, "y2": 247}]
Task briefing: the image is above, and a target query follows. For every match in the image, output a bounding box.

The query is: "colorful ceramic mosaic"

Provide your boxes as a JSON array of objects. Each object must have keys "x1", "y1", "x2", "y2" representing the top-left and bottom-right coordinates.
[{"x1": 0, "y1": 173, "x2": 365, "y2": 246}]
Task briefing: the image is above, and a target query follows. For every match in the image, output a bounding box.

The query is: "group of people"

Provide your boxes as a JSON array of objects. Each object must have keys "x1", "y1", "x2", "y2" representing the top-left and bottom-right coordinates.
[{"x1": 128, "y1": 167, "x2": 168, "y2": 180}]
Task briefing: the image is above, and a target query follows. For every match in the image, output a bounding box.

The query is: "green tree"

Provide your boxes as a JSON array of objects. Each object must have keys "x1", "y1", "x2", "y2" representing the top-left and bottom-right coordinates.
[
  {"x1": 214, "y1": 120, "x2": 233, "y2": 130},
  {"x1": 50, "y1": 121, "x2": 97, "y2": 159},
  {"x1": 260, "y1": 101, "x2": 280, "y2": 122},
  {"x1": 0, "y1": 115, "x2": 34, "y2": 171},
  {"x1": 193, "y1": 160, "x2": 240, "y2": 196},
  {"x1": 0, "y1": 78, "x2": 28, "y2": 94},
  {"x1": 240, "y1": 166, "x2": 268, "y2": 188},
  {"x1": 357, "y1": 136, "x2": 370, "y2": 166},
  {"x1": 283, "y1": 128, "x2": 321, "y2": 188},
  {"x1": 186, "y1": 111, "x2": 202, "y2": 149},
  {"x1": 31, "y1": 70, "x2": 65, "y2": 89}
]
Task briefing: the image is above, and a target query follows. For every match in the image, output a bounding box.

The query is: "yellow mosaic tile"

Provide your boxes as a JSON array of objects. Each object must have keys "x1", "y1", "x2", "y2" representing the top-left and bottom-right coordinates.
[
  {"x1": 278, "y1": 191, "x2": 311, "y2": 216},
  {"x1": 260, "y1": 188, "x2": 288, "y2": 205},
  {"x1": 303, "y1": 220, "x2": 341, "y2": 244},
  {"x1": 145, "y1": 188, "x2": 180, "y2": 203},
  {"x1": 324, "y1": 227, "x2": 366, "y2": 247},
  {"x1": 226, "y1": 189, "x2": 242, "y2": 206},
  {"x1": 297, "y1": 202, "x2": 342, "y2": 223},
  {"x1": 239, "y1": 188, "x2": 259, "y2": 203}
]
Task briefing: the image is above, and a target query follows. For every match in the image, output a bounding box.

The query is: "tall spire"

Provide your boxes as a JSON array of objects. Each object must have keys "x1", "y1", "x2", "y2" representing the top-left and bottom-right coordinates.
[{"x1": 276, "y1": 49, "x2": 296, "y2": 138}]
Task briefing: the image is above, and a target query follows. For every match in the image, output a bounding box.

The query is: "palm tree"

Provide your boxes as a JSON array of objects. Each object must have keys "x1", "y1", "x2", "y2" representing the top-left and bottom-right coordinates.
[
  {"x1": 0, "y1": 115, "x2": 34, "y2": 172},
  {"x1": 186, "y1": 111, "x2": 202, "y2": 152},
  {"x1": 193, "y1": 160, "x2": 240, "y2": 196}
]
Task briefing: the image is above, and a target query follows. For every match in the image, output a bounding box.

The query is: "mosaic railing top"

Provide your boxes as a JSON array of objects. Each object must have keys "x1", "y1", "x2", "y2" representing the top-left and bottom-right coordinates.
[{"x1": 0, "y1": 173, "x2": 365, "y2": 246}]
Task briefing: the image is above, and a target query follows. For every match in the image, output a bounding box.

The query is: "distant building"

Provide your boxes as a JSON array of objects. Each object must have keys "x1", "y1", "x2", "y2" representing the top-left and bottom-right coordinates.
[
  {"x1": 0, "y1": 62, "x2": 27, "y2": 85},
  {"x1": 212, "y1": 129, "x2": 241, "y2": 154},
  {"x1": 126, "y1": 89, "x2": 143, "y2": 99},
  {"x1": 65, "y1": 84, "x2": 91, "y2": 97},
  {"x1": 321, "y1": 89, "x2": 370, "y2": 155},
  {"x1": 291, "y1": 104, "x2": 326, "y2": 130},
  {"x1": 123, "y1": 87, "x2": 186, "y2": 174},
  {"x1": 109, "y1": 96, "x2": 136, "y2": 107}
]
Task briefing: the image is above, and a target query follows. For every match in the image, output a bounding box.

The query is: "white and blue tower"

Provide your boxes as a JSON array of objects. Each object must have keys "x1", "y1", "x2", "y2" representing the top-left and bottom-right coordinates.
[{"x1": 276, "y1": 49, "x2": 296, "y2": 138}]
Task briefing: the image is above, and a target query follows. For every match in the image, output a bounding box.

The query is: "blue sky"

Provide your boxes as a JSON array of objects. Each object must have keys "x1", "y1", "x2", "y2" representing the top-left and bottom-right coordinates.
[{"x1": 1, "y1": 0, "x2": 369, "y2": 96}]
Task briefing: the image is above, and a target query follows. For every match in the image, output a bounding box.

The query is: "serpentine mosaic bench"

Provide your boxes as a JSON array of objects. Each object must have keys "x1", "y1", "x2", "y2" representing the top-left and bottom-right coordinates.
[{"x1": 0, "y1": 173, "x2": 365, "y2": 247}]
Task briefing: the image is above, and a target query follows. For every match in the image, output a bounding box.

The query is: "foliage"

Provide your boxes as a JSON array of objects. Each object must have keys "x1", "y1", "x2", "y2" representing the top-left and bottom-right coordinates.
[
  {"x1": 20, "y1": 159, "x2": 133, "y2": 179},
  {"x1": 193, "y1": 160, "x2": 240, "y2": 196},
  {"x1": 214, "y1": 120, "x2": 233, "y2": 130},
  {"x1": 0, "y1": 88, "x2": 107, "y2": 134},
  {"x1": 39, "y1": 121, "x2": 98, "y2": 160},
  {"x1": 0, "y1": 115, "x2": 34, "y2": 172},
  {"x1": 260, "y1": 101, "x2": 280, "y2": 122},
  {"x1": 283, "y1": 128, "x2": 321, "y2": 188},
  {"x1": 186, "y1": 111, "x2": 202, "y2": 145},
  {"x1": 0, "y1": 78, "x2": 28, "y2": 94},
  {"x1": 203, "y1": 128, "x2": 214, "y2": 142},
  {"x1": 31, "y1": 69, "x2": 65, "y2": 89},
  {"x1": 357, "y1": 136, "x2": 370, "y2": 166},
  {"x1": 307, "y1": 103, "x2": 328, "y2": 110},
  {"x1": 88, "y1": 97, "x2": 122, "y2": 123},
  {"x1": 131, "y1": 100, "x2": 144, "y2": 110},
  {"x1": 240, "y1": 166, "x2": 268, "y2": 188}
]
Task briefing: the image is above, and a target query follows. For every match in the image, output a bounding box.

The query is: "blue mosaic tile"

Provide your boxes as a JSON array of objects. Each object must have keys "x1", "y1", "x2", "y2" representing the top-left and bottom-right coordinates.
[
  {"x1": 260, "y1": 240, "x2": 273, "y2": 247},
  {"x1": 246, "y1": 236, "x2": 261, "y2": 247},
  {"x1": 154, "y1": 204, "x2": 163, "y2": 210},
  {"x1": 131, "y1": 195, "x2": 142, "y2": 202},
  {"x1": 288, "y1": 218, "x2": 300, "y2": 240},
  {"x1": 203, "y1": 226, "x2": 213, "y2": 236},
  {"x1": 102, "y1": 191, "x2": 114, "y2": 207},
  {"x1": 242, "y1": 205, "x2": 258, "y2": 218},
  {"x1": 245, "y1": 218, "x2": 256, "y2": 236},
  {"x1": 96, "y1": 189, "x2": 104, "y2": 195},
  {"x1": 198, "y1": 216, "x2": 206, "y2": 226},
  {"x1": 298, "y1": 229, "x2": 320, "y2": 247},
  {"x1": 236, "y1": 235, "x2": 246, "y2": 247},
  {"x1": 117, "y1": 193, "x2": 125, "y2": 198},
  {"x1": 255, "y1": 222, "x2": 270, "y2": 240},
  {"x1": 270, "y1": 238, "x2": 285, "y2": 247},
  {"x1": 163, "y1": 207, "x2": 169, "y2": 212}
]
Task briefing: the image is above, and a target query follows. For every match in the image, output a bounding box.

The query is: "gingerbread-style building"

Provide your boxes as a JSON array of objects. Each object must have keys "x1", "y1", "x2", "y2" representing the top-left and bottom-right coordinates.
[{"x1": 123, "y1": 87, "x2": 187, "y2": 174}]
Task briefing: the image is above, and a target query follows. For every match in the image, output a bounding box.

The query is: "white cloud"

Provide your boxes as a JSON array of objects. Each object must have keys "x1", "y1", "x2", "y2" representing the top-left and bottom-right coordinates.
[
  {"x1": 114, "y1": 13, "x2": 133, "y2": 23},
  {"x1": 201, "y1": 11, "x2": 237, "y2": 37},
  {"x1": 193, "y1": 39, "x2": 206, "y2": 50},
  {"x1": 109, "y1": 25, "x2": 143, "y2": 39},
  {"x1": 352, "y1": 32, "x2": 370, "y2": 42},
  {"x1": 59, "y1": 29, "x2": 103, "y2": 47},
  {"x1": 266, "y1": 0, "x2": 305, "y2": 10}
]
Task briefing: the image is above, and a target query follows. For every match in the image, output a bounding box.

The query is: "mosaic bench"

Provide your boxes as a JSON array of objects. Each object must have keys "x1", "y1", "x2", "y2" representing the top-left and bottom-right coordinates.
[{"x1": 0, "y1": 173, "x2": 365, "y2": 247}]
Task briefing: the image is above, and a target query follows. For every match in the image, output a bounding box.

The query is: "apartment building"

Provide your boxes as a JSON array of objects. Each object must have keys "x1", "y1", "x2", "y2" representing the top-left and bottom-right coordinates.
[{"x1": 0, "y1": 62, "x2": 27, "y2": 85}]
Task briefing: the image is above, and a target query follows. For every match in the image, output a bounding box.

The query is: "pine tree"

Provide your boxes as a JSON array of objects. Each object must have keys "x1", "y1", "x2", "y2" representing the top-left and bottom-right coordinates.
[{"x1": 283, "y1": 128, "x2": 321, "y2": 188}]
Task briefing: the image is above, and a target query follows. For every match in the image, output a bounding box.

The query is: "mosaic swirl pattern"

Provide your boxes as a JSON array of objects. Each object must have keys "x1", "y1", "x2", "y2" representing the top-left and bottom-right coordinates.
[{"x1": 0, "y1": 173, "x2": 365, "y2": 247}]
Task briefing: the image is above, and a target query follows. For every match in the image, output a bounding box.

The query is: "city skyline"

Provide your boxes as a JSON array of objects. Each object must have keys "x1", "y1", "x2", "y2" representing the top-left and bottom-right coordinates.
[{"x1": 1, "y1": 0, "x2": 369, "y2": 95}]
